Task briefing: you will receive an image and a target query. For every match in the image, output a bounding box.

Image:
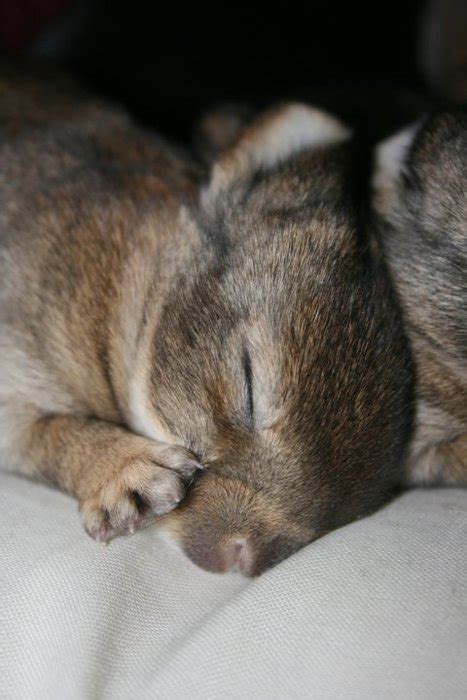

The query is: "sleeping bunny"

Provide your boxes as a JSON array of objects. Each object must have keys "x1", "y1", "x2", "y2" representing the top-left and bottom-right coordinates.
[{"x1": 0, "y1": 63, "x2": 425, "y2": 575}]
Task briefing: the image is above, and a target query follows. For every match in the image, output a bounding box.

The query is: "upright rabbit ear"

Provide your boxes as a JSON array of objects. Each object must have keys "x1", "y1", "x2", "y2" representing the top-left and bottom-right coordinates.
[{"x1": 202, "y1": 103, "x2": 350, "y2": 204}]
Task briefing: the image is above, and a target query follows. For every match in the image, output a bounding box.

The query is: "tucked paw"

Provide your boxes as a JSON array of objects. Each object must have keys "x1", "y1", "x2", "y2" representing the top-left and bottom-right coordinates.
[{"x1": 81, "y1": 443, "x2": 202, "y2": 543}]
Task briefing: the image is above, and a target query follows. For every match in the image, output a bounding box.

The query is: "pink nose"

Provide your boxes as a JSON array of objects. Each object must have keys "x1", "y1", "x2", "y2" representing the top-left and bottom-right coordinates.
[
  {"x1": 187, "y1": 536, "x2": 256, "y2": 575},
  {"x1": 222, "y1": 537, "x2": 254, "y2": 574}
]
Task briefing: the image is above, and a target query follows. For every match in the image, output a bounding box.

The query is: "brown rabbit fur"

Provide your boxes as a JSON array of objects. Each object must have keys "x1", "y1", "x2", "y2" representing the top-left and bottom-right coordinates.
[
  {"x1": 373, "y1": 111, "x2": 467, "y2": 488},
  {"x1": 0, "y1": 64, "x2": 423, "y2": 575}
]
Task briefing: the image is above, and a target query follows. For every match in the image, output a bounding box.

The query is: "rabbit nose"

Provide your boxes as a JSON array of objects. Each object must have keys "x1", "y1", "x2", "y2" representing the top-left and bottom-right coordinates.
[
  {"x1": 222, "y1": 537, "x2": 255, "y2": 575},
  {"x1": 187, "y1": 536, "x2": 256, "y2": 575}
]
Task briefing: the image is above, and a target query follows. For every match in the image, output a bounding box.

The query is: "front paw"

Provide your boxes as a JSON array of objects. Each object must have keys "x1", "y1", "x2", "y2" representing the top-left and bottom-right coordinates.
[{"x1": 81, "y1": 443, "x2": 202, "y2": 543}]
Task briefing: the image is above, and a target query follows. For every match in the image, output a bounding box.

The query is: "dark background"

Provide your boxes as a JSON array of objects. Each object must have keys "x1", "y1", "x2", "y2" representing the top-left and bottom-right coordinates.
[{"x1": 0, "y1": 0, "x2": 463, "y2": 143}]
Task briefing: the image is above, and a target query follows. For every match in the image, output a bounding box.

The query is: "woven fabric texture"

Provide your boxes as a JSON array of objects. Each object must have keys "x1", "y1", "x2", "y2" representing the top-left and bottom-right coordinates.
[{"x1": 1, "y1": 472, "x2": 466, "y2": 699}]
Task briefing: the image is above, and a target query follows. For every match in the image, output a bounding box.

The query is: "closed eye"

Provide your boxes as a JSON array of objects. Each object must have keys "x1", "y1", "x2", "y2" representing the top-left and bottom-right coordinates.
[{"x1": 242, "y1": 347, "x2": 254, "y2": 427}]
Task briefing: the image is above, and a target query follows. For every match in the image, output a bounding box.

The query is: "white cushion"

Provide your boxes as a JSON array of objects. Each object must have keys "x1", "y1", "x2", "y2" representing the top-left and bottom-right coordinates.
[{"x1": 0, "y1": 472, "x2": 466, "y2": 699}]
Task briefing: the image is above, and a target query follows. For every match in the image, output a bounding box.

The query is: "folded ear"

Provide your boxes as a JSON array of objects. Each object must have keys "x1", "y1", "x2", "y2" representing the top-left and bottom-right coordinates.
[
  {"x1": 371, "y1": 124, "x2": 419, "y2": 218},
  {"x1": 372, "y1": 112, "x2": 467, "y2": 224},
  {"x1": 203, "y1": 103, "x2": 350, "y2": 203}
]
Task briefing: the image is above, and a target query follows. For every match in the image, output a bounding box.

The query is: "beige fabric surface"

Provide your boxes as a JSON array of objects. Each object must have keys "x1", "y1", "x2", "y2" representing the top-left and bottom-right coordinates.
[{"x1": 0, "y1": 471, "x2": 466, "y2": 699}]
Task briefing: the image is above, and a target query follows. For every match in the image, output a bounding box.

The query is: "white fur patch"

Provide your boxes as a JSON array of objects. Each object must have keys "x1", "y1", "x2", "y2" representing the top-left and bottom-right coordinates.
[
  {"x1": 242, "y1": 104, "x2": 351, "y2": 170},
  {"x1": 128, "y1": 367, "x2": 176, "y2": 445},
  {"x1": 406, "y1": 400, "x2": 460, "y2": 486},
  {"x1": 372, "y1": 125, "x2": 418, "y2": 215}
]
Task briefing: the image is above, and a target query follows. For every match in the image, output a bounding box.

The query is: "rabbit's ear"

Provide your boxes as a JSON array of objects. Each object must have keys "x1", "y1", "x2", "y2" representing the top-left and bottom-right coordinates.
[
  {"x1": 194, "y1": 103, "x2": 254, "y2": 164},
  {"x1": 371, "y1": 124, "x2": 419, "y2": 218},
  {"x1": 203, "y1": 103, "x2": 350, "y2": 203},
  {"x1": 372, "y1": 111, "x2": 467, "y2": 225}
]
